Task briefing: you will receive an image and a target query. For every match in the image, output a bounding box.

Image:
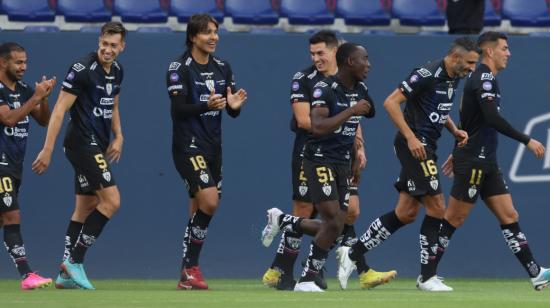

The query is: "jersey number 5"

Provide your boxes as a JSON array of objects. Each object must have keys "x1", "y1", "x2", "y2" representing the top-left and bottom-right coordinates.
[{"x1": 316, "y1": 166, "x2": 334, "y2": 183}]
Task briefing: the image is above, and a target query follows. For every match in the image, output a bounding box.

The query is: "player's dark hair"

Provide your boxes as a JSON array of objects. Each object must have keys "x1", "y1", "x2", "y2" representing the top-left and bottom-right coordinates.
[
  {"x1": 0, "y1": 42, "x2": 25, "y2": 60},
  {"x1": 309, "y1": 30, "x2": 339, "y2": 48},
  {"x1": 101, "y1": 21, "x2": 126, "y2": 41},
  {"x1": 447, "y1": 37, "x2": 479, "y2": 55},
  {"x1": 186, "y1": 14, "x2": 219, "y2": 49},
  {"x1": 477, "y1": 31, "x2": 508, "y2": 49},
  {"x1": 336, "y1": 42, "x2": 360, "y2": 67}
]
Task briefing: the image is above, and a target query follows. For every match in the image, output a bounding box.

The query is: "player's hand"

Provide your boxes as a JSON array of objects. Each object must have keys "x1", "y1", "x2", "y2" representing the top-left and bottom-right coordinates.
[
  {"x1": 527, "y1": 139, "x2": 545, "y2": 159},
  {"x1": 207, "y1": 89, "x2": 226, "y2": 110},
  {"x1": 43, "y1": 76, "x2": 57, "y2": 97},
  {"x1": 454, "y1": 129, "x2": 468, "y2": 147},
  {"x1": 441, "y1": 154, "x2": 454, "y2": 178},
  {"x1": 33, "y1": 78, "x2": 51, "y2": 101},
  {"x1": 32, "y1": 148, "x2": 52, "y2": 175},
  {"x1": 406, "y1": 136, "x2": 426, "y2": 160},
  {"x1": 107, "y1": 137, "x2": 123, "y2": 163},
  {"x1": 351, "y1": 100, "x2": 371, "y2": 116},
  {"x1": 226, "y1": 87, "x2": 247, "y2": 110},
  {"x1": 356, "y1": 148, "x2": 367, "y2": 170}
]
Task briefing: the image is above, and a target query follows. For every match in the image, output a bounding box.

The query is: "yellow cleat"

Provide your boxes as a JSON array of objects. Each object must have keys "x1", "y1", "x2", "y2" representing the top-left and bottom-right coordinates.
[
  {"x1": 359, "y1": 268, "x2": 397, "y2": 289},
  {"x1": 262, "y1": 268, "x2": 282, "y2": 287}
]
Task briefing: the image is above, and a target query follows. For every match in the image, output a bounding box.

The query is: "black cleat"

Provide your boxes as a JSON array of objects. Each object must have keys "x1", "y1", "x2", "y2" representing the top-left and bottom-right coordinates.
[{"x1": 276, "y1": 274, "x2": 297, "y2": 290}]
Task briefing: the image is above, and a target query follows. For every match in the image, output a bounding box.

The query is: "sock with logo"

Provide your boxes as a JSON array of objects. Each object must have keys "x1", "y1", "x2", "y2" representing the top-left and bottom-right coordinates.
[
  {"x1": 71, "y1": 210, "x2": 109, "y2": 263},
  {"x1": 501, "y1": 222, "x2": 540, "y2": 278},
  {"x1": 182, "y1": 209, "x2": 212, "y2": 268},
  {"x1": 419, "y1": 215, "x2": 442, "y2": 281},
  {"x1": 271, "y1": 231, "x2": 302, "y2": 276},
  {"x1": 4, "y1": 224, "x2": 32, "y2": 277},
  {"x1": 299, "y1": 241, "x2": 328, "y2": 283}
]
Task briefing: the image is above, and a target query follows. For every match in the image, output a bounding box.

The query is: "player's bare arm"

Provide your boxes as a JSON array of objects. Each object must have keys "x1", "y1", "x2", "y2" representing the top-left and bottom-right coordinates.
[
  {"x1": 310, "y1": 100, "x2": 369, "y2": 136},
  {"x1": 226, "y1": 86, "x2": 247, "y2": 110},
  {"x1": 292, "y1": 101, "x2": 311, "y2": 131},
  {"x1": 444, "y1": 116, "x2": 468, "y2": 147}
]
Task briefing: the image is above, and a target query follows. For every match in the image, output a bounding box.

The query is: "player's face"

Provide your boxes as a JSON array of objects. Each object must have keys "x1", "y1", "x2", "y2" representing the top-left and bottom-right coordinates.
[
  {"x1": 192, "y1": 22, "x2": 219, "y2": 55},
  {"x1": 98, "y1": 33, "x2": 125, "y2": 65},
  {"x1": 493, "y1": 39, "x2": 511, "y2": 70},
  {"x1": 349, "y1": 47, "x2": 370, "y2": 81},
  {"x1": 3, "y1": 51, "x2": 27, "y2": 82},
  {"x1": 310, "y1": 42, "x2": 336, "y2": 74},
  {"x1": 453, "y1": 50, "x2": 479, "y2": 78}
]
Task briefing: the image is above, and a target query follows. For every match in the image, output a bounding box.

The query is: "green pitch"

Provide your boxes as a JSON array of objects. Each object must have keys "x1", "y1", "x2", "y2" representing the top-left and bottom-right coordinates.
[{"x1": 1, "y1": 278, "x2": 549, "y2": 308}]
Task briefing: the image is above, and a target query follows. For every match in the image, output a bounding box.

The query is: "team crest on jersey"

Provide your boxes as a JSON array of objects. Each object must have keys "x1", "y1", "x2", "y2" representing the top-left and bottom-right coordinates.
[
  {"x1": 106, "y1": 83, "x2": 113, "y2": 95},
  {"x1": 468, "y1": 185, "x2": 477, "y2": 198},
  {"x1": 430, "y1": 178, "x2": 439, "y2": 190},
  {"x1": 299, "y1": 184, "x2": 308, "y2": 196},
  {"x1": 3, "y1": 193, "x2": 12, "y2": 207},
  {"x1": 102, "y1": 171, "x2": 111, "y2": 182},
  {"x1": 200, "y1": 171, "x2": 210, "y2": 183},
  {"x1": 322, "y1": 183, "x2": 332, "y2": 196},
  {"x1": 205, "y1": 79, "x2": 215, "y2": 92}
]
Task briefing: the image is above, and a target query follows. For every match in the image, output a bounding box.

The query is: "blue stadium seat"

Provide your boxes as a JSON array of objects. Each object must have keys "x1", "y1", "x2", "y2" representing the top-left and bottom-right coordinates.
[
  {"x1": 484, "y1": 0, "x2": 502, "y2": 26},
  {"x1": 392, "y1": 0, "x2": 445, "y2": 26},
  {"x1": 225, "y1": 0, "x2": 279, "y2": 25},
  {"x1": 58, "y1": 0, "x2": 112, "y2": 22},
  {"x1": 502, "y1": 0, "x2": 550, "y2": 27},
  {"x1": 2, "y1": 0, "x2": 55, "y2": 22},
  {"x1": 336, "y1": 0, "x2": 391, "y2": 26},
  {"x1": 113, "y1": 0, "x2": 168, "y2": 23},
  {"x1": 136, "y1": 26, "x2": 173, "y2": 33},
  {"x1": 170, "y1": 0, "x2": 224, "y2": 23},
  {"x1": 280, "y1": 0, "x2": 334, "y2": 25},
  {"x1": 80, "y1": 26, "x2": 102, "y2": 33},
  {"x1": 24, "y1": 25, "x2": 60, "y2": 32}
]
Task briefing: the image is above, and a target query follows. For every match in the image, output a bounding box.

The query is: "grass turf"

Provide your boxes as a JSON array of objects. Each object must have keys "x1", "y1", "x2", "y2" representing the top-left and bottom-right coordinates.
[{"x1": 1, "y1": 278, "x2": 550, "y2": 307}]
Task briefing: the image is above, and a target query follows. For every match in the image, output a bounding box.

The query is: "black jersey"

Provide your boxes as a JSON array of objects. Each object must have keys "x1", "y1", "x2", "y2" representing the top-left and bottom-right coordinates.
[
  {"x1": 166, "y1": 51, "x2": 236, "y2": 155},
  {"x1": 289, "y1": 65, "x2": 325, "y2": 158},
  {"x1": 398, "y1": 60, "x2": 460, "y2": 150},
  {"x1": 61, "y1": 52, "x2": 123, "y2": 152},
  {"x1": 0, "y1": 81, "x2": 34, "y2": 174},
  {"x1": 454, "y1": 64, "x2": 529, "y2": 162},
  {"x1": 304, "y1": 76, "x2": 375, "y2": 164}
]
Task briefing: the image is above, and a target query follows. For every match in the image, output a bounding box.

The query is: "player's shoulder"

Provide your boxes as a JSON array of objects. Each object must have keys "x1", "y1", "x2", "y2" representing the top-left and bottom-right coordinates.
[
  {"x1": 468, "y1": 64, "x2": 496, "y2": 88},
  {"x1": 411, "y1": 59, "x2": 442, "y2": 79},
  {"x1": 211, "y1": 55, "x2": 232, "y2": 74},
  {"x1": 167, "y1": 54, "x2": 187, "y2": 72},
  {"x1": 69, "y1": 52, "x2": 96, "y2": 73}
]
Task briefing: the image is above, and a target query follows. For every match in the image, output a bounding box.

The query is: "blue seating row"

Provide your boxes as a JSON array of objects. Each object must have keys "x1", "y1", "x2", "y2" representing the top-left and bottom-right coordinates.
[{"x1": 1, "y1": 0, "x2": 549, "y2": 27}]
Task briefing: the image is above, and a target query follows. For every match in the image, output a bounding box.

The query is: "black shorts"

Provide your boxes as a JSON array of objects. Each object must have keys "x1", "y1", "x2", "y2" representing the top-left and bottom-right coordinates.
[
  {"x1": 303, "y1": 158, "x2": 350, "y2": 211},
  {"x1": 173, "y1": 152, "x2": 222, "y2": 199},
  {"x1": 0, "y1": 171, "x2": 20, "y2": 212},
  {"x1": 65, "y1": 145, "x2": 116, "y2": 196},
  {"x1": 393, "y1": 135, "x2": 442, "y2": 197},
  {"x1": 291, "y1": 156, "x2": 311, "y2": 203},
  {"x1": 450, "y1": 158, "x2": 509, "y2": 203}
]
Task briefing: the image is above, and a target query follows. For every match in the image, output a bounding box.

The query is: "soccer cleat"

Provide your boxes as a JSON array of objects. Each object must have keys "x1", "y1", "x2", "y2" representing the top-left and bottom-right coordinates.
[
  {"x1": 177, "y1": 266, "x2": 208, "y2": 290},
  {"x1": 359, "y1": 268, "x2": 397, "y2": 289},
  {"x1": 262, "y1": 267, "x2": 282, "y2": 287},
  {"x1": 21, "y1": 272, "x2": 52, "y2": 290},
  {"x1": 294, "y1": 281, "x2": 325, "y2": 292},
  {"x1": 276, "y1": 274, "x2": 297, "y2": 291},
  {"x1": 61, "y1": 260, "x2": 95, "y2": 290},
  {"x1": 416, "y1": 275, "x2": 453, "y2": 292},
  {"x1": 531, "y1": 267, "x2": 550, "y2": 291},
  {"x1": 261, "y1": 208, "x2": 283, "y2": 247},
  {"x1": 55, "y1": 271, "x2": 80, "y2": 289},
  {"x1": 336, "y1": 246, "x2": 356, "y2": 290},
  {"x1": 316, "y1": 264, "x2": 328, "y2": 290}
]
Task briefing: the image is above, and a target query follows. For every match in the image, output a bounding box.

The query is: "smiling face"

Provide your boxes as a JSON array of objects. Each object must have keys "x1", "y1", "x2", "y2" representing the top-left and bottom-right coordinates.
[
  {"x1": 309, "y1": 42, "x2": 337, "y2": 74},
  {"x1": 97, "y1": 33, "x2": 125, "y2": 66},
  {"x1": 491, "y1": 38, "x2": 511, "y2": 71},
  {"x1": 451, "y1": 50, "x2": 479, "y2": 78},
  {"x1": 2, "y1": 50, "x2": 27, "y2": 82},
  {"x1": 191, "y1": 21, "x2": 219, "y2": 56}
]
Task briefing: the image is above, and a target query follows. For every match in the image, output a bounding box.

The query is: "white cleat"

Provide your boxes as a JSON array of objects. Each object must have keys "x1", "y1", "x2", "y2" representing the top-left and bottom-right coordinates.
[
  {"x1": 294, "y1": 281, "x2": 325, "y2": 292},
  {"x1": 336, "y1": 246, "x2": 356, "y2": 290},
  {"x1": 416, "y1": 275, "x2": 453, "y2": 292},
  {"x1": 261, "y1": 208, "x2": 283, "y2": 247},
  {"x1": 531, "y1": 267, "x2": 550, "y2": 291}
]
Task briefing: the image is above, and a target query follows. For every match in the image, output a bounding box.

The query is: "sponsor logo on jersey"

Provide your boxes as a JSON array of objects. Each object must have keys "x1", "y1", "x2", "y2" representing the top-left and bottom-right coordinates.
[
  {"x1": 410, "y1": 74, "x2": 419, "y2": 83},
  {"x1": 481, "y1": 72, "x2": 494, "y2": 80},
  {"x1": 170, "y1": 73, "x2": 179, "y2": 83},
  {"x1": 169, "y1": 62, "x2": 181, "y2": 71},
  {"x1": 293, "y1": 72, "x2": 304, "y2": 80},
  {"x1": 417, "y1": 68, "x2": 432, "y2": 78},
  {"x1": 100, "y1": 98, "x2": 114, "y2": 105},
  {"x1": 72, "y1": 63, "x2": 86, "y2": 72}
]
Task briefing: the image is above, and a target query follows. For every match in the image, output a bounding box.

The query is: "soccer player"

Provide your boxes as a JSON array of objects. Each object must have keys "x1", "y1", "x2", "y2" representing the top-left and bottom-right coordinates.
[
  {"x1": 32, "y1": 22, "x2": 127, "y2": 290},
  {"x1": 336, "y1": 38, "x2": 479, "y2": 291},
  {"x1": 0, "y1": 42, "x2": 55, "y2": 290},
  {"x1": 262, "y1": 42, "x2": 375, "y2": 292},
  {"x1": 166, "y1": 14, "x2": 247, "y2": 290},
  {"x1": 435, "y1": 31, "x2": 550, "y2": 291}
]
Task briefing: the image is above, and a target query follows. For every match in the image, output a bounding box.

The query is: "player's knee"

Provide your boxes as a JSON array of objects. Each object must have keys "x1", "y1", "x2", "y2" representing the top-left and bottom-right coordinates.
[
  {"x1": 1, "y1": 211, "x2": 20, "y2": 225},
  {"x1": 324, "y1": 218, "x2": 343, "y2": 236},
  {"x1": 292, "y1": 202, "x2": 314, "y2": 218},
  {"x1": 502, "y1": 209, "x2": 519, "y2": 224},
  {"x1": 345, "y1": 206, "x2": 360, "y2": 225},
  {"x1": 447, "y1": 215, "x2": 466, "y2": 228},
  {"x1": 396, "y1": 207, "x2": 418, "y2": 224}
]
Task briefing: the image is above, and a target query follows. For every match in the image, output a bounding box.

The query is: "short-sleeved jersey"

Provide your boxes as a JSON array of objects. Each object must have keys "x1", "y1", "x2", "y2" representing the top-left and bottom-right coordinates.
[
  {"x1": 61, "y1": 52, "x2": 123, "y2": 152},
  {"x1": 0, "y1": 80, "x2": 35, "y2": 174},
  {"x1": 453, "y1": 64, "x2": 501, "y2": 162},
  {"x1": 304, "y1": 76, "x2": 375, "y2": 164},
  {"x1": 398, "y1": 60, "x2": 460, "y2": 150},
  {"x1": 289, "y1": 66, "x2": 325, "y2": 158},
  {"x1": 166, "y1": 51, "x2": 236, "y2": 155}
]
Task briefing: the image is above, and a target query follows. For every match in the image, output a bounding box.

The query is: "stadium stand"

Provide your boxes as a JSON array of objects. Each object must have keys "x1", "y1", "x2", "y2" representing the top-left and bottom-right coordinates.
[
  {"x1": 2, "y1": 0, "x2": 56, "y2": 22},
  {"x1": 170, "y1": 0, "x2": 224, "y2": 23},
  {"x1": 502, "y1": 0, "x2": 550, "y2": 27},
  {"x1": 23, "y1": 25, "x2": 59, "y2": 32},
  {"x1": 336, "y1": 0, "x2": 391, "y2": 26},
  {"x1": 136, "y1": 26, "x2": 173, "y2": 32},
  {"x1": 113, "y1": 0, "x2": 168, "y2": 23},
  {"x1": 57, "y1": 0, "x2": 112, "y2": 23},
  {"x1": 392, "y1": 0, "x2": 446, "y2": 26},
  {"x1": 225, "y1": 0, "x2": 279, "y2": 25},
  {"x1": 280, "y1": 0, "x2": 335, "y2": 25},
  {"x1": 484, "y1": 0, "x2": 502, "y2": 26}
]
